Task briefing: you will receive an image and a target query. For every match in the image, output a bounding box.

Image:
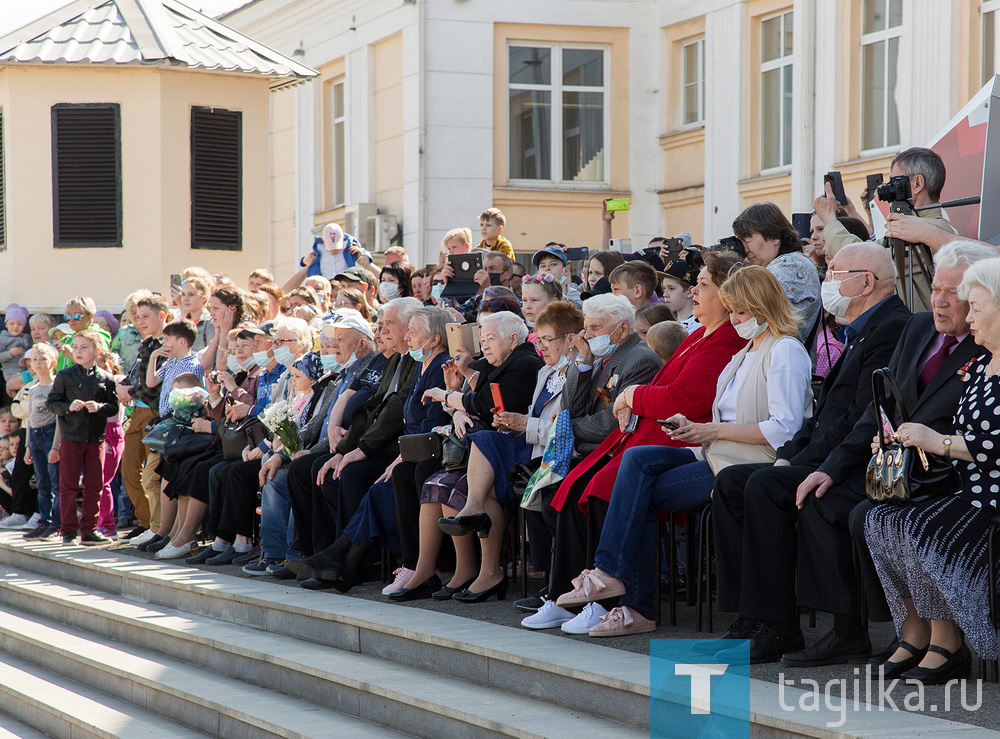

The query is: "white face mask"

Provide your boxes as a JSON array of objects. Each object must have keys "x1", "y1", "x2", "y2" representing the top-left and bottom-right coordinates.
[
  {"x1": 734, "y1": 317, "x2": 768, "y2": 340},
  {"x1": 379, "y1": 282, "x2": 400, "y2": 301},
  {"x1": 821, "y1": 275, "x2": 863, "y2": 319}
]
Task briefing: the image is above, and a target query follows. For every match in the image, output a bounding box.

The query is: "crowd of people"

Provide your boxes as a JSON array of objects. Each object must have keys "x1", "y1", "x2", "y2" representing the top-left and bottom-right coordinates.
[{"x1": 2, "y1": 147, "x2": 1000, "y2": 686}]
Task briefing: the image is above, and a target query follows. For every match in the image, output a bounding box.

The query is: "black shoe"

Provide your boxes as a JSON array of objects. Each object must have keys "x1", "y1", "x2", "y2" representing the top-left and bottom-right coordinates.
[
  {"x1": 514, "y1": 589, "x2": 548, "y2": 613},
  {"x1": 22, "y1": 525, "x2": 49, "y2": 540},
  {"x1": 286, "y1": 553, "x2": 340, "y2": 581},
  {"x1": 692, "y1": 618, "x2": 757, "y2": 655},
  {"x1": 714, "y1": 622, "x2": 805, "y2": 665},
  {"x1": 869, "y1": 637, "x2": 900, "y2": 666},
  {"x1": 80, "y1": 531, "x2": 112, "y2": 547},
  {"x1": 878, "y1": 640, "x2": 928, "y2": 678},
  {"x1": 145, "y1": 535, "x2": 171, "y2": 553},
  {"x1": 61, "y1": 533, "x2": 77, "y2": 545},
  {"x1": 433, "y1": 577, "x2": 475, "y2": 600},
  {"x1": 136, "y1": 534, "x2": 163, "y2": 552},
  {"x1": 437, "y1": 513, "x2": 492, "y2": 538},
  {"x1": 453, "y1": 576, "x2": 510, "y2": 604},
  {"x1": 300, "y1": 577, "x2": 335, "y2": 590},
  {"x1": 388, "y1": 575, "x2": 441, "y2": 601},
  {"x1": 901, "y1": 644, "x2": 971, "y2": 685},
  {"x1": 185, "y1": 546, "x2": 221, "y2": 565},
  {"x1": 123, "y1": 526, "x2": 149, "y2": 540},
  {"x1": 268, "y1": 563, "x2": 297, "y2": 580},
  {"x1": 781, "y1": 630, "x2": 872, "y2": 667},
  {"x1": 205, "y1": 546, "x2": 238, "y2": 565}
]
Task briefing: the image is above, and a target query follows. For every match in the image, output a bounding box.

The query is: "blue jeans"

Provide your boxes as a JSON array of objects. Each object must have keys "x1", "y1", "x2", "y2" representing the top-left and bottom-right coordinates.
[
  {"x1": 29, "y1": 424, "x2": 60, "y2": 527},
  {"x1": 261, "y1": 468, "x2": 298, "y2": 560},
  {"x1": 594, "y1": 446, "x2": 715, "y2": 619}
]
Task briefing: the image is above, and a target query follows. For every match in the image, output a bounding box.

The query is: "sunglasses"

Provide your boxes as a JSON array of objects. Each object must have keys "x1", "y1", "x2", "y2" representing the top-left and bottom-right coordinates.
[
  {"x1": 481, "y1": 298, "x2": 515, "y2": 313},
  {"x1": 64, "y1": 313, "x2": 84, "y2": 321}
]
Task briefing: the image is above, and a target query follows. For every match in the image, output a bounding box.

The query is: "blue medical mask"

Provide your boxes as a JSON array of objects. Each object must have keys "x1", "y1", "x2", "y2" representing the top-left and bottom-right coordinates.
[
  {"x1": 240, "y1": 357, "x2": 256, "y2": 372},
  {"x1": 587, "y1": 325, "x2": 622, "y2": 358},
  {"x1": 344, "y1": 352, "x2": 358, "y2": 368},
  {"x1": 253, "y1": 350, "x2": 271, "y2": 367},
  {"x1": 273, "y1": 346, "x2": 295, "y2": 366},
  {"x1": 431, "y1": 284, "x2": 445, "y2": 302},
  {"x1": 320, "y1": 354, "x2": 342, "y2": 372},
  {"x1": 553, "y1": 354, "x2": 570, "y2": 371},
  {"x1": 226, "y1": 355, "x2": 241, "y2": 373},
  {"x1": 408, "y1": 338, "x2": 434, "y2": 363}
]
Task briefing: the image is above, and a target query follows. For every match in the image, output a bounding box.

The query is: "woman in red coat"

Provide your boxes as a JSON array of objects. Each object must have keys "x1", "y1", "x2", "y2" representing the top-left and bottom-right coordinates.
[{"x1": 543, "y1": 253, "x2": 747, "y2": 611}]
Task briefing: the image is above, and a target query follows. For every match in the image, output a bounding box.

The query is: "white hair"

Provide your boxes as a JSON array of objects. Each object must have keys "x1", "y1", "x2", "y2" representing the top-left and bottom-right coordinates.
[
  {"x1": 582, "y1": 292, "x2": 636, "y2": 329},
  {"x1": 934, "y1": 240, "x2": 1000, "y2": 271},
  {"x1": 270, "y1": 316, "x2": 312, "y2": 348},
  {"x1": 958, "y1": 257, "x2": 1000, "y2": 303},
  {"x1": 479, "y1": 310, "x2": 529, "y2": 344},
  {"x1": 385, "y1": 296, "x2": 422, "y2": 323}
]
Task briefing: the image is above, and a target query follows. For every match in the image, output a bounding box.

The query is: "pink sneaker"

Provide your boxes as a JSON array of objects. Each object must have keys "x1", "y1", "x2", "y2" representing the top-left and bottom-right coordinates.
[{"x1": 382, "y1": 567, "x2": 416, "y2": 595}]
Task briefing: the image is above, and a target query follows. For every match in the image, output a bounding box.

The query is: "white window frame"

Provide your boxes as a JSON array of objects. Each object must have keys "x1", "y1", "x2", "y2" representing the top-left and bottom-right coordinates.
[
  {"x1": 507, "y1": 42, "x2": 610, "y2": 189},
  {"x1": 982, "y1": 0, "x2": 1000, "y2": 84},
  {"x1": 860, "y1": 0, "x2": 903, "y2": 155},
  {"x1": 759, "y1": 11, "x2": 793, "y2": 173},
  {"x1": 330, "y1": 78, "x2": 347, "y2": 208},
  {"x1": 680, "y1": 37, "x2": 705, "y2": 128}
]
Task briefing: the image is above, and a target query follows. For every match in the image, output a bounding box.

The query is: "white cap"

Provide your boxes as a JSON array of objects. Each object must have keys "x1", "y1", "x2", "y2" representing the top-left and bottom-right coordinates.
[
  {"x1": 323, "y1": 308, "x2": 374, "y2": 340},
  {"x1": 48, "y1": 322, "x2": 73, "y2": 337}
]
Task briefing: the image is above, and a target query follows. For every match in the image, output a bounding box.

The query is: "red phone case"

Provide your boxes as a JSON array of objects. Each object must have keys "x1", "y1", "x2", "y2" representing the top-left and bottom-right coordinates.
[{"x1": 490, "y1": 383, "x2": 505, "y2": 413}]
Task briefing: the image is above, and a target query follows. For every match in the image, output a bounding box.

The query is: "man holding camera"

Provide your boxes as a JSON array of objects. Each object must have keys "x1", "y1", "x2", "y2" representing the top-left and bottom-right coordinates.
[{"x1": 814, "y1": 147, "x2": 956, "y2": 312}]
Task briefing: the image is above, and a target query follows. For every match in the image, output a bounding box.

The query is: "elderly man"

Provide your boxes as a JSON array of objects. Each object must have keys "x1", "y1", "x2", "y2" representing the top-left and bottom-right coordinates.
[{"x1": 705, "y1": 241, "x2": 994, "y2": 666}]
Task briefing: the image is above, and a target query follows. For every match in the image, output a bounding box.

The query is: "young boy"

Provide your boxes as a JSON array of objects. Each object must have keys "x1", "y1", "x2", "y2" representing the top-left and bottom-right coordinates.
[
  {"x1": 659, "y1": 258, "x2": 700, "y2": 333},
  {"x1": 609, "y1": 261, "x2": 658, "y2": 311},
  {"x1": 478, "y1": 208, "x2": 515, "y2": 260},
  {"x1": 532, "y1": 245, "x2": 582, "y2": 305},
  {"x1": 248, "y1": 268, "x2": 274, "y2": 292},
  {"x1": 46, "y1": 330, "x2": 119, "y2": 545},
  {"x1": 645, "y1": 321, "x2": 688, "y2": 363}
]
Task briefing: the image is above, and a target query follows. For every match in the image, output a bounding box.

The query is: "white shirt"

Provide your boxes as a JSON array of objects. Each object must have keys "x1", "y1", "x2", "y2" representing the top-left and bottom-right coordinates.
[
  {"x1": 680, "y1": 314, "x2": 701, "y2": 334},
  {"x1": 715, "y1": 336, "x2": 811, "y2": 450},
  {"x1": 319, "y1": 250, "x2": 349, "y2": 279}
]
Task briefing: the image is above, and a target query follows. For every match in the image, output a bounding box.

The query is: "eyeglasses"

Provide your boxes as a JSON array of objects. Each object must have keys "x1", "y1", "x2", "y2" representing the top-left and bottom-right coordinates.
[
  {"x1": 827, "y1": 270, "x2": 878, "y2": 281},
  {"x1": 272, "y1": 338, "x2": 296, "y2": 346},
  {"x1": 64, "y1": 313, "x2": 84, "y2": 321},
  {"x1": 536, "y1": 333, "x2": 570, "y2": 348}
]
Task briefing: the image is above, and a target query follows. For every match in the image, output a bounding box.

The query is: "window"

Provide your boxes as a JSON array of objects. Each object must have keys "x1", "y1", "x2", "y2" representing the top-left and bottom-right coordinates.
[
  {"x1": 331, "y1": 79, "x2": 346, "y2": 207},
  {"x1": 681, "y1": 37, "x2": 705, "y2": 127},
  {"x1": 508, "y1": 44, "x2": 608, "y2": 185},
  {"x1": 51, "y1": 104, "x2": 121, "y2": 248},
  {"x1": 861, "y1": 0, "x2": 902, "y2": 152},
  {"x1": 760, "y1": 11, "x2": 793, "y2": 170},
  {"x1": 191, "y1": 106, "x2": 242, "y2": 251},
  {"x1": 983, "y1": 0, "x2": 1000, "y2": 84}
]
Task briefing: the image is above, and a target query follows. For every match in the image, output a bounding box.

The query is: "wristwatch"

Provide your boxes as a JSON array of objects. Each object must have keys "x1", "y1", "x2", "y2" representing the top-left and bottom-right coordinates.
[{"x1": 942, "y1": 435, "x2": 953, "y2": 458}]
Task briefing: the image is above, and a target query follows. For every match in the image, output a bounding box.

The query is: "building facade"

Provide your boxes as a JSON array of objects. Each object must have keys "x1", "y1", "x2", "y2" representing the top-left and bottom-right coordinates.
[{"x1": 225, "y1": 0, "x2": 990, "y2": 271}]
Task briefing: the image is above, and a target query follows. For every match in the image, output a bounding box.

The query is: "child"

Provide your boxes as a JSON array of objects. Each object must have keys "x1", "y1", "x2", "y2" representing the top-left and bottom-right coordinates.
[
  {"x1": 0, "y1": 407, "x2": 34, "y2": 530},
  {"x1": 146, "y1": 319, "x2": 204, "y2": 419},
  {"x1": 1, "y1": 304, "x2": 32, "y2": 399},
  {"x1": 645, "y1": 321, "x2": 688, "y2": 363},
  {"x1": 46, "y1": 329, "x2": 119, "y2": 545},
  {"x1": 634, "y1": 303, "x2": 675, "y2": 343},
  {"x1": 531, "y1": 245, "x2": 582, "y2": 305},
  {"x1": 0, "y1": 435, "x2": 12, "y2": 516},
  {"x1": 660, "y1": 258, "x2": 700, "y2": 334},
  {"x1": 478, "y1": 208, "x2": 515, "y2": 260},
  {"x1": 248, "y1": 268, "x2": 274, "y2": 292},
  {"x1": 609, "y1": 261, "x2": 658, "y2": 311},
  {"x1": 22, "y1": 344, "x2": 61, "y2": 539},
  {"x1": 288, "y1": 353, "x2": 323, "y2": 426},
  {"x1": 96, "y1": 347, "x2": 127, "y2": 539}
]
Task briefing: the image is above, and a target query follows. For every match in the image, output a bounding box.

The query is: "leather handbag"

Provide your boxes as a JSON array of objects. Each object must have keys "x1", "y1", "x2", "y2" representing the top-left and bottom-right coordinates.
[
  {"x1": 399, "y1": 433, "x2": 442, "y2": 464},
  {"x1": 865, "y1": 368, "x2": 961, "y2": 504},
  {"x1": 142, "y1": 418, "x2": 214, "y2": 461},
  {"x1": 220, "y1": 413, "x2": 270, "y2": 461}
]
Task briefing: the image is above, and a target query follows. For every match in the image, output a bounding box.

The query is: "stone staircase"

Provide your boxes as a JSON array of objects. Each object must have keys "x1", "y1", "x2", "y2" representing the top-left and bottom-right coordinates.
[{"x1": 0, "y1": 534, "x2": 650, "y2": 738}]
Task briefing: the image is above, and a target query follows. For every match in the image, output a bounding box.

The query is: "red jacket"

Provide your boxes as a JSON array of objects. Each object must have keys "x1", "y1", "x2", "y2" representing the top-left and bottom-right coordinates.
[{"x1": 551, "y1": 322, "x2": 746, "y2": 512}]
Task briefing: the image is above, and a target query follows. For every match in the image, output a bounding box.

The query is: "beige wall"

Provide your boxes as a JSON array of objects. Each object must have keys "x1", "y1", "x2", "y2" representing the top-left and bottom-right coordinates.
[
  {"x1": 373, "y1": 33, "x2": 405, "y2": 222},
  {"x1": 270, "y1": 87, "x2": 298, "y2": 283},
  {"x1": 0, "y1": 65, "x2": 271, "y2": 310}
]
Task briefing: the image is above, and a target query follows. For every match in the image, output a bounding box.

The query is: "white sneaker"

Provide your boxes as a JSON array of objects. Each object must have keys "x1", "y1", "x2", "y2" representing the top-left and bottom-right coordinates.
[
  {"x1": 131, "y1": 529, "x2": 157, "y2": 546},
  {"x1": 19, "y1": 513, "x2": 41, "y2": 531},
  {"x1": 521, "y1": 599, "x2": 575, "y2": 630},
  {"x1": 0, "y1": 514, "x2": 28, "y2": 530},
  {"x1": 561, "y1": 602, "x2": 608, "y2": 634},
  {"x1": 382, "y1": 567, "x2": 415, "y2": 595},
  {"x1": 156, "y1": 541, "x2": 193, "y2": 560}
]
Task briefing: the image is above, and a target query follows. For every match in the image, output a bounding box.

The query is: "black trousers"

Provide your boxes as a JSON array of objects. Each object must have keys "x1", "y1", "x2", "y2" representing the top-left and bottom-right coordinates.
[
  {"x1": 11, "y1": 427, "x2": 36, "y2": 515},
  {"x1": 544, "y1": 465, "x2": 606, "y2": 599},
  {"x1": 287, "y1": 451, "x2": 333, "y2": 557},
  {"x1": 213, "y1": 459, "x2": 261, "y2": 541},
  {"x1": 847, "y1": 499, "x2": 893, "y2": 622},
  {"x1": 713, "y1": 462, "x2": 866, "y2": 625},
  {"x1": 392, "y1": 458, "x2": 444, "y2": 569},
  {"x1": 318, "y1": 451, "x2": 396, "y2": 548}
]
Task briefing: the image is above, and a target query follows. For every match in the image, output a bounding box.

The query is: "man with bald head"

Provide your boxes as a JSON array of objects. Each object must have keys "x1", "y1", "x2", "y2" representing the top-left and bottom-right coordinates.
[{"x1": 705, "y1": 242, "x2": 912, "y2": 665}]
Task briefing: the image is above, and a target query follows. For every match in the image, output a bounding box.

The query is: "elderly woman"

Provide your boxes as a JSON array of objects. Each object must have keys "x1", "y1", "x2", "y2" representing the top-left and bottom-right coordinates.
[
  {"x1": 732, "y1": 202, "x2": 821, "y2": 346},
  {"x1": 178, "y1": 276, "x2": 216, "y2": 353},
  {"x1": 546, "y1": 254, "x2": 747, "y2": 614},
  {"x1": 286, "y1": 307, "x2": 453, "y2": 589},
  {"x1": 551, "y1": 266, "x2": 812, "y2": 636},
  {"x1": 437, "y1": 302, "x2": 585, "y2": 598},
  {"x1": 384, "y1": 311, "x2": 544, "y2": 601},
  {"x1": 864, "y1": 257, "x2": 1000, "y2": 683}
]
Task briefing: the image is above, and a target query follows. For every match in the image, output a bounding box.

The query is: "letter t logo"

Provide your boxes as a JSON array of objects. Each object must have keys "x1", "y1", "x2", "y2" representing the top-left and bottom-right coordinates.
[{"x1": 674, "y1": 664, "x2": 728, "y2": 714}]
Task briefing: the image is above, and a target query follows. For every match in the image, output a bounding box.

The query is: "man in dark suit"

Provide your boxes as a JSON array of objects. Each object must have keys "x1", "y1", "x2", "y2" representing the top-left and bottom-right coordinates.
[{"x1": 705, "y1": 243, "x2": 910, "y2": 662}]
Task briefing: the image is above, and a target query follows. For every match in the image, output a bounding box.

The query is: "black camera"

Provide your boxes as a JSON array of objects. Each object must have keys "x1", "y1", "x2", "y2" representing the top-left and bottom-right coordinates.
[
  {"x1": 711, "y1": 235, "x2": 747, "y2": 259},
  {"x1": 876, "y1": 174, "x2": 912, "y2": 204}
]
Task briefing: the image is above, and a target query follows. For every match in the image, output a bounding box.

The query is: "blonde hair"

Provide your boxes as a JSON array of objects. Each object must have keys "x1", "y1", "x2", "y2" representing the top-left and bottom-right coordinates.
[
  {"x1": 249, "y1": 268, "x2": 274, "y2": 282},
  {"x1": 65, "y1": 295, "x2": 97, "y2": 316},
  {"x1": 442, "y1": 227, "x2": 472, "y2": 249},
  {"x1": 124, "y1": 289, "x2": 153, "y2": 313},
  {"x1": 181, "y1": 266, "x2": 213, "y2": 282},
  {"x1": 645, "y1": 321, "x2": 687, "y2": 362},
  {"x1": 718, "y1": 265, "x2": 799, "y2": 339},
  {"x1": 30, "y1": 342, "x2": 58, "y2": 368}
]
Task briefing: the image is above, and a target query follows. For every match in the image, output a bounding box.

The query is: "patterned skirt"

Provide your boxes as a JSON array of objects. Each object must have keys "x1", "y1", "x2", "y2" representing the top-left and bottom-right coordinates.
[{"x1": 865, "y1": 495, "x2": 998, "y2": 658}]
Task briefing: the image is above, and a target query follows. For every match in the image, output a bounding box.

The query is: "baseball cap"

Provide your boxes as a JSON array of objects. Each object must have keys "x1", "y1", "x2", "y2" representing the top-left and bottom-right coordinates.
[
  {"x1": 325, "y1": 308, "x2": 374, "y2": 340},
  {"x1": 531, "y1": 245, "x2": 568, "y2": 268},
  {"x1": 661, "y1": 258, "x2": 698, "y2": 288},
  {"x1": 335, "y1": 266, "x2": 369, "y2": 284},
  {"x1": 48, "y1": 322, "x2": 73, "y2": 337}
]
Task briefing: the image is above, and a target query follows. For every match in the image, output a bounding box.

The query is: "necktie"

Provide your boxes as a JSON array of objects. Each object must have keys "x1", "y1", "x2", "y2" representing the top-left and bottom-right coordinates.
[{"x1": 917, "y1": 335, "x2": 959, "y2": 394}]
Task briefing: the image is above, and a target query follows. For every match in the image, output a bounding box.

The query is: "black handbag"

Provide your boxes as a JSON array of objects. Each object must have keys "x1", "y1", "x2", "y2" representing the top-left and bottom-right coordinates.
[
  {"x1": 399, "y1": 433, "x2": 442, "y2": 464},
  {"x1": 865, "y1": 368, "x2": 962, "y2": 504},
  {"x1": 142, "y1": 418, "x2": 215, "y2": 462},
  {"x1": 220, "y1": 414, "x2": 270, "y2": 461}
]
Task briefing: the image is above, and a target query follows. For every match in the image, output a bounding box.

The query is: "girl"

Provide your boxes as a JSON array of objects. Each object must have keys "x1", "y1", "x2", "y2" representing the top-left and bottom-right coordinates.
[
  {"x1": 520, "y1": 274, "x2": 562, "y2": 346},
  {"x1": 96, "y1": 347, "x2": 127, "y2": 538},
  {"x1": 2, "y1": 304, "x2": 32, "y2": 399},
  {"x1": 22, "y1": 343, "x2": 61, "y2": 539}
]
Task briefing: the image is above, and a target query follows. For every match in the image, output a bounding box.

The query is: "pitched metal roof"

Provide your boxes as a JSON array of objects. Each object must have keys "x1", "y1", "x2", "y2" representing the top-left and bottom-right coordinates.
[{"x1": 0, "y1": 0, "x2": 317, "y2": 88}]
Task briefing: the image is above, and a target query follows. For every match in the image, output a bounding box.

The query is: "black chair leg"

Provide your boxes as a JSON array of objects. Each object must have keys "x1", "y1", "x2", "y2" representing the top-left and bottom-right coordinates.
[
  {"x1": 696, "y1": 504, "x2": 714, "y2": 633},
  {"x1": 668, "y1": 515, "x2": 677, "y2": 626},
  {"x1": 685, "y1": 515, "x2": 696, "y2": 607},
  {"x1": 519, "y1": 506, "x2": 528, "y2": 599},
  {"x1": 655, "y1": 520, "x2": 663, "y2": 627}
]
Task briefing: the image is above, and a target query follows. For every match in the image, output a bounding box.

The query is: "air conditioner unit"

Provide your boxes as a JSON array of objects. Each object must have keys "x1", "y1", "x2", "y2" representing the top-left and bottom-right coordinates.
[
  {"x1": 344, "y1": 203, "x2": 377, "y2": 245},
  {"x1": 368, "y1": 214, "x2": 398, "y2": 253}
]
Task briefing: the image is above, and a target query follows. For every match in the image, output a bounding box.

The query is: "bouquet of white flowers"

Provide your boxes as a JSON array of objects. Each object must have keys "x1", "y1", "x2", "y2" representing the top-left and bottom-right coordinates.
[{"x1": 261, "y1": 400, "x2": 302, "y2": 454}]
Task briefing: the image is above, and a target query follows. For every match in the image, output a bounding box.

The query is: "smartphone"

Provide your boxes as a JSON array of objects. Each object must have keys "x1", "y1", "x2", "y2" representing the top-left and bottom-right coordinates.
[
  {"x1": 609, "y1": 237, "x2": 632, "y2": 252},
  {"x1": 446, "y1": 322, "x2": 481, "y2": 356},
  {"x1": 565, "y1": 246, "x2": 589, "y2": 261},
  {"x1": 866, "y1": 173, "x2": 884, "y2": 208},
  {"x1": 824, "y1": 171, "x2": 848, "y2": 206},
  {"x1": 170, "y1": 273, "x2": 183, "y2": 292},
  {"x1": 624, "y1": 413, "x2": 639, "y2": 433},
  {"x1": 605, "y1": 198, "x2": 630, "y2": 212},
  {"x1": 657, "y1": 418, "x2": 679, "y2": 430},
  {"x1": 490, "y1": 383, "x2": 505, "y2": 413},
  {"x1": 791, "y1": 213, "x2": 812, "y2": 242}
]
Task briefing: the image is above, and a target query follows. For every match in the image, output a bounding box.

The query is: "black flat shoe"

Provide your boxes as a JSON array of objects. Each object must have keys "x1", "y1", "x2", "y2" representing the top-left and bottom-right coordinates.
[
  {"x1": 330, "y1": 577, "x2": 360, "y2": 593},
  {"x1": 514, "y1": 589, "x2": 548, "y2": 613},
  {"x1": 145, "y1": 536, "x2": 171, "y2": 553},
  {"x1": 879, "y1": 641, "x2": 928, "y2": 679},
  {"x1": 388, "y1": 575, "x2": 441, "y2": 601},
  {"x1": 185, "y1": 546, "x2": 219, "y2": 565},
  {"x1": 136, "y1": 534, "x2": 163, "y2": 552},
  {"x1": 869, "y1": 638, "x2": 900, "y2": 666},
  {"x1": 452, "y1": 576, "x2": 509, "y2": 603},
  {"x1": 437, "y1": 513, "x2": 492, "y2": 538},
  {"x1": 123, "y1": 526, "x2": 148, "y2": 540},
  {"x1": 714, "y1": 622, "x2": 804, "y2": 665},
  {"x1": 692, "y1": 618, "x2": 757, "y2": 655},
  {"x1": 205, "y1": 546, "x2": 238, "y2": 565},
  {"x1": 901, "y1": 644, "x2": 971, "y2": 685},
  {"x1": 781, "y1": 630, "x2": 872, "y2": 668},
  {"x1": 286, "y1": 553, "x2": 340, "y2": 581},
  {"x1": 300, "y1": 577, "x2": 335, "y2": 590},
  {"x1": 433, "y1": 577, "x2": 475, "y2": 600}
]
